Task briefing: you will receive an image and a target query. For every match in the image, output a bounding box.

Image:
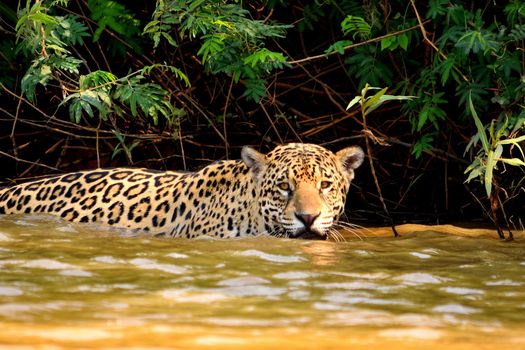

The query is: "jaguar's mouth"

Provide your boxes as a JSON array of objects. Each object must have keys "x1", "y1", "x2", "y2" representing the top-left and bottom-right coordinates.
[{"x1": 290, "y1": 229, "x2": 327, "y2": 240}]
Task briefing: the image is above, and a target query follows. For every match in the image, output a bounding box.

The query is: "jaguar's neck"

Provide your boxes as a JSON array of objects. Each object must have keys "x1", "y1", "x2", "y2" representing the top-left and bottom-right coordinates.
[{"x1": 169, "y1": 160, "x2": 263, "y2": 238}]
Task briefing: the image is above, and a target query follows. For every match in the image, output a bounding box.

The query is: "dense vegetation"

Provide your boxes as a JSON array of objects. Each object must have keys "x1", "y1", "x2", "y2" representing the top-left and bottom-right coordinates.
[{"x1": 1, "y1": 0, "x2": 524, "y2": 236}]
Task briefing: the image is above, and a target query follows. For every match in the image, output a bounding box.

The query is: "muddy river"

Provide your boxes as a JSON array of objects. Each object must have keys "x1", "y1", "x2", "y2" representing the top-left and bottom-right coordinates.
[{"x1": 0, "y1": 214, "x2": 524, "y2": 349}]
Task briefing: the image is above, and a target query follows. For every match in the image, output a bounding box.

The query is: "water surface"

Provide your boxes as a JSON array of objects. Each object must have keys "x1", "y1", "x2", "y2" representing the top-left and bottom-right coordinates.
[{"x1": 0, "y1": 214, "x2": 524, "y2": 349}]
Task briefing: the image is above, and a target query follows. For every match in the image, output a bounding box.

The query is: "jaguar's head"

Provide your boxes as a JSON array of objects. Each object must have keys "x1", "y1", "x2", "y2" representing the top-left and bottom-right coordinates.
[{"x1": 242, "y1": 143, "x2": 364, "y2": 240}]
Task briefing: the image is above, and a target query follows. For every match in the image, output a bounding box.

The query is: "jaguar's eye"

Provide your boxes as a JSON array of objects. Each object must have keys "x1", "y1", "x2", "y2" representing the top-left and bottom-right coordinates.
[
  {"x1": 320, "y1": 181, "x2": 332, "y2": 189},
  {"x1": 277, "y1": 182, "x2": 291, "y2": 191}
]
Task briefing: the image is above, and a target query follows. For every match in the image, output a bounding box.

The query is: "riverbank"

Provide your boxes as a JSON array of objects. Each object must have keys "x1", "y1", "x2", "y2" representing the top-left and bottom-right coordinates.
[{"x1": 347, "y1": 224, "x2": 525, "y2": 240}]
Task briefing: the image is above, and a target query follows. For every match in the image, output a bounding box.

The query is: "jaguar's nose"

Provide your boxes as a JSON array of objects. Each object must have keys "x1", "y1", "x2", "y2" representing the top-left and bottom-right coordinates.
[{"x1": 295, "y1": 212, "x2": 320, "y2": 228}]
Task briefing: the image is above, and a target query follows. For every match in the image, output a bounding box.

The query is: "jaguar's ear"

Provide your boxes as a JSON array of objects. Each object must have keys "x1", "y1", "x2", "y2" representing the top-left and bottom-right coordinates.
[
  {"x1": 241, "y1": 146, "x2": 267, "y2": 176},
  {"x1": 336, "y1": 146, "x2": 364, "y2": 181}
]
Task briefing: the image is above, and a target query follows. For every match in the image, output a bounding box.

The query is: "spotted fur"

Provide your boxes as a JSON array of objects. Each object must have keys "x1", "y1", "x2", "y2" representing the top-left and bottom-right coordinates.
[{"x1": 0, "y1": 143, "x2": 364, "y2": 239}]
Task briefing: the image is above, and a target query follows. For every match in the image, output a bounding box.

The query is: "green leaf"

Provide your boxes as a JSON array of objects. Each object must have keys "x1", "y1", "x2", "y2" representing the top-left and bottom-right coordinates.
[
  {"x1": 161, "y1": 32, "x2": 178, "y2": 47},
  {"x1": 346, "y1": 95, "x2": 362, "y2": 110},
  {"x1": 398, "y1": 34, "x2": 409, "y2": 50},
  {"x1": 455, "y1": 29, "x2": 499, "y2": 55},
  {"x1": 198, "y1": 34, "x2": 225, "y2": 65},
  {"x1": 242, "y1": 78, "x2": 266, "y2": 102},
  {"x1": 325, "y1": 40, "x2": 353, "y2": 55},
  {"x1": 499, "y1": 158, "x2": 525, "y2": 167},
  {"x1": 468, "y1": 93, "x2": 490, "y2": 153},
  {"x1": 79, "y1": 70, "x2": 118, "y2": 90},
  {"x1": 485, "y1": 150, "x2": 495, "y2": 196},
  {"x1": 498, "y1": 134, "x2": 525, "y2": 145},
  {"x1": 244, "y1": 48, "x2": 287, "y2": 69},
  {"x1": 464, "y1": 163, "x2": 483, "y2": 184},
  {"x1": 437, "y1": 54, "x2": 458, "y2": 85},
  {"x1": 341, "y1": 16, "x2": 371, "y2": 40},
  {"x1": 412, "y1": 134, "x2": 434, "y2": 159},
  {"x1": 380, "y1": 36, "x2": 396, "y2": 51},
  {"x1": 363, "y1": 87, "x2": 388, "y2": 116},
  {"x1": 427, "y1": 0, "x2": 449, "y2": 19}
]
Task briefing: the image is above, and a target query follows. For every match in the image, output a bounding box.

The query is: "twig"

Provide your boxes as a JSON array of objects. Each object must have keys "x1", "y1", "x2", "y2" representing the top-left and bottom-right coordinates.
[
  {"x1": 0, "y1": 149, "x2": 60, "y2": 172},
  {"x1": 222, "y1": 73, "x2": 235, "y2": 159},
  {"x1": 177, "y1": 128, "x2": 187, "y2": 171},
  {"x1": 96, "y1": 119, "x2": 101, "y2": 168},
  {"x1": 361, "y1": 111, "x2": 399, "y2": 237},
  {"x1": 410, "y1": 0, "x2": 469, "y2": 82},
  {"x1": 288, "y1": 21, "x2": 430, "y2": 65},
  {"x1": 259, "y1": 102, "x2": 284, "y2": 144}
]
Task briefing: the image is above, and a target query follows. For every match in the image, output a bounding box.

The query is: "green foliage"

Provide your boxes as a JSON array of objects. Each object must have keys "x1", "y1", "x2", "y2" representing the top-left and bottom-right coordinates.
[
  {"x1": 16, "y1": 1, "x2": 187, "y2": 128},
  {"x1": 296, "y1": 0, "x2": 365, "y2": 33},
  {"x1": 16, "y1": 2, "x2": 88, "y2": 102},
  {"x1": 341, "y1": 16, "x2": 371, "y2": 40},
  {"x1": 62, "y1": 70, "x2": 116, "y2": 122},
  {"x1": 143, "y1": 0, "x2": 291, "y2": 102},
  {"x1": 114, "y1": 75, "x2": 184, "y2": 126},
  {"x1": 426, "y1": 0, "x2": 449, "y2": 19},
  {"x1": 345, "y1": 46, "x2": 394, "y2": 89},
  {"x1": 87, "y1": 0, "x2": 143, "y2": 54},
  {"x1": 243, "y1": 48, "x2": 288, "y2": 72},
  {"x1": 454, "y1": 29, "x2": 499, "y2": 55},
  {"x1": 324, "y1": 40, "x2": 353, "y2": 55},
  {"x1": 414, "y1": 93, "x2": 447, "y2": 132},
  {"x1": 112, "y1": 129, "x2": 140, "y2": 163},
  {"x1": 62, "y1": 66, "x2": 187, "y2": 125},
  {"x1": 412, "y1": 134, "x2": 435, "y2": 159},
  {"x1": 380, "y1": 33, "x2": 409, "y2": 51},
  {"x1": 464, "y1": 96, "x2": 525, "y2": 197},
  {"x1": 347, "y1": 83, "x2": 414, "y2": 116},
  {"x1": 324, "y1": 0, "x2": 525, "y2": 218},
  {"x1": 242, "y1": 78, "x2": 267, "y2": 103},
  {"x1": 298, "y1": 3, "x2": 325, "y2": 32}
]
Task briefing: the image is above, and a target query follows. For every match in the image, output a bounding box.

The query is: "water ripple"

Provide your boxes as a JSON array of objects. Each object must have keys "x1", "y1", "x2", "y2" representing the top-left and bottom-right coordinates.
[
  {"x1": 92, "y1": 255, "x2": 125, "y2": 264},
  {"x1": 410, "y1": 252, "x2": 432, "y2": 259},
  {"x1": 317, "y1": 281, "x2": 379, "y2": 290},
  {"x1": 59, "y1": 269, "x2": 93, "y2": 277},
  {"x1": 441, "y1": 287, "x2": 485, "y2": 295},
  {"x1": 273, "y1": 271, "x2": 314, "y2": 280},
  {"x1": 0, "y1": 232, "x2": 11, "y2": 241},
  {"x1": 217, "y1": 276, "x2": 270, "y2": 287},
  {"x1": 237, "y1": 249, "x2": 304, "y2": 263},
  {"x1": 432, "y1": 304, "x2": 479, "y2": 315},
  {"x1": 166, "y1": 252, "x2": 189, "y2": 259},
  {"x1": 0, "y1": 286, "x2": 23, "y2": 296},
  {"x1": 395, "y1": 273, "x2": 449, "y2": 285},
  {"x1": 485, "y1": 279, "x2": 523, "y2": 286},
  {"x1": 129, "y1": 258, "x2": 187, "y2": 275},
  {"x1": 21, "y1": 259, "x2": 76, "y2": 270},
  {"x1": 216, "y1": 276, "x2": 285, "y2": 297},
  {"x1": 160, "y1": 289, "x2": 230, "y2": 303}
]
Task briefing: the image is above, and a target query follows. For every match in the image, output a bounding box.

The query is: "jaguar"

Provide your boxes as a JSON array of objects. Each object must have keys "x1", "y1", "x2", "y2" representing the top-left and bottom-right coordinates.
[{"x1": 0, "y1": 143, "x2": 364, "y2": 240}]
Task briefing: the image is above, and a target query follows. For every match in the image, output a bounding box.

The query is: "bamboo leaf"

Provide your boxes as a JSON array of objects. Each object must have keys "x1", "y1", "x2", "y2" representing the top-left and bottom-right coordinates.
[
  {"x1": 346, "y1": 96, "x2": 362, "y2": 110},
  {"x1": 484, "y1": 149, "x2": 495, "y2": 196},
  {"x1": 465, "y1": 165, "x2": 483, "y2": 183},
  {"x1": 468, "y1": 93, "x2": 490, "y2": 153},
  {"x1": 499, "y1": 158, "x2": 525, "y2": 167},
  {"x1": 497, "y1": 134, "x2": 525, "y2": 144},
  {"x1": 366, "y1": 93, "x2": 416, "y2": 116},
  {"x1": 494, "y1": 143, "x2": 503, "y2": 160},
  {"x1": 363, "y1": 87, "x2": 388, "y2": 115}
]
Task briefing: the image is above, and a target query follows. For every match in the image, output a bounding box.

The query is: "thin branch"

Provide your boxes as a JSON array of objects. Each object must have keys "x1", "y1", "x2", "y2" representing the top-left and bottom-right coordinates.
[
  {"x1": 410, "y1": 0, "x2": 469, "y2": 82},
  {"x1": 0, "y1": 149, "x2": 60, "y2": 173},
  {"x1": 222, "y1": 73, "x2": 235, "y2": 159},
  {"x1": 288, "y1": 21, "x2": 429, "y2": 65}
]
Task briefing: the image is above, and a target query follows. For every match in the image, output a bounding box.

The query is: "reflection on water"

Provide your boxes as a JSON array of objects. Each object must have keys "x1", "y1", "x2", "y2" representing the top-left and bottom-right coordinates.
[{"x1": 0, "y1": 214, "x2": 525, "y2": 349}]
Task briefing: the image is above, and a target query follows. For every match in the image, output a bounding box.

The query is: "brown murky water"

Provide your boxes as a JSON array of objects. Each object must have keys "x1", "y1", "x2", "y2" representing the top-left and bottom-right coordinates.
[{"x1": 0, "y1": 214, "x2": 524, "y2": 349}]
